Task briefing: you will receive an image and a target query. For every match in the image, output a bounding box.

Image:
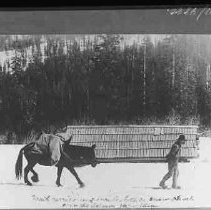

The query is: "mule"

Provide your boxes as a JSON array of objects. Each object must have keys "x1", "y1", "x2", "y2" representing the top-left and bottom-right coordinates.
[{"x1": 15, "y1": 133, "x2": 98, "y2": 187}]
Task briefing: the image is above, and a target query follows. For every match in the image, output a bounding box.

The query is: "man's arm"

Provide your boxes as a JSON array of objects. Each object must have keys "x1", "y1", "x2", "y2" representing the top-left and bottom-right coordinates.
[
  {"x1": 169, "y1": 144, "x2": 180, "y2": 157},
  {"x1": 166, "y1": 144, "x2": 179, "y2": 159}
]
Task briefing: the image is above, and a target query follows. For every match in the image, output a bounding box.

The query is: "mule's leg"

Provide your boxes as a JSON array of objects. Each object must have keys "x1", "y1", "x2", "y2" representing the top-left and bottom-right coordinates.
[
  {"x1": 24, "y1": 161, "x2": 37, "y2": 186},
  {"x1": 56, "y1": 165, "x2": 64, "y2": 187},
  {"x1": 30, "y1": 165, "x2": 39, "y2": 183},
  {"x1": 66, "y1": 166, "x2": 85, "y2": 188},
  {"x1": 24, "y1": 164, "x2": 33, "y2": 186}
]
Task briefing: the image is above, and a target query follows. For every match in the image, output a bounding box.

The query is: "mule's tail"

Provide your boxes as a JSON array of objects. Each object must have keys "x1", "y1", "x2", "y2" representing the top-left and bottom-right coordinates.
[{"x1": 15, "y1": 146, "x2": 25, "y2": 180}]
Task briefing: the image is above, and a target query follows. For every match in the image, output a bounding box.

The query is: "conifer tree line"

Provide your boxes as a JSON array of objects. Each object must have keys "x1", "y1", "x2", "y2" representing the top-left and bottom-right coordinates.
[{"x1": 0, "y1": 34, "x2": 210, "y2": 143}]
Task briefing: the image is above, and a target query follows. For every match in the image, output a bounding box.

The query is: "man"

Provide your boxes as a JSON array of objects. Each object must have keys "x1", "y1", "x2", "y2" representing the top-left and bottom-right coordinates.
[{"x1": 159, "y1": 134, "x2": 186, "y2": 189}]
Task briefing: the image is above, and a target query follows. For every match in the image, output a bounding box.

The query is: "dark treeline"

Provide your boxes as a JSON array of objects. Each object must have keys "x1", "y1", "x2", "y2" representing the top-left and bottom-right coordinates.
[{"x1": 0, "y1": 34, "x2": 210, "y2": 142}]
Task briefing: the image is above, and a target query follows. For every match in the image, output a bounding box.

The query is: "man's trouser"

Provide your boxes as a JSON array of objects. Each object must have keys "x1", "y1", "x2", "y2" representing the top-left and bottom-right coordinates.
[{"x1": 160, "y1": 159, "x2": 179, "y2": 187}]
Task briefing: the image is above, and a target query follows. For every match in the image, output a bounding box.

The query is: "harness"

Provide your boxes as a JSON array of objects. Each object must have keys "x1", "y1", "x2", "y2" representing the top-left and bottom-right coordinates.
[{"x1": 54, "y1": 134, "x2": 66, "y2": 142}]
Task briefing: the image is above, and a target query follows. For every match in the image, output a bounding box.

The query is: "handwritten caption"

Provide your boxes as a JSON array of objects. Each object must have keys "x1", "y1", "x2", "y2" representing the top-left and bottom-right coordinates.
[
  {"x1": 166, "y1": 8, "x2": 211, "y2": 21},
  {"x1": 31, "y1": 194, "x2": 194, "y2": 208}
]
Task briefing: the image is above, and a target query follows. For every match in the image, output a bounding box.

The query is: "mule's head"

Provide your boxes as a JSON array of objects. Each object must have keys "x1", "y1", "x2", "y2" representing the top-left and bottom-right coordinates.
[
  {"x1": 63, "y1": 144, "x2": 98, "y2": 167},
  {"x1": 79, "y1": 144, "x2": 98, "y2": 167}
]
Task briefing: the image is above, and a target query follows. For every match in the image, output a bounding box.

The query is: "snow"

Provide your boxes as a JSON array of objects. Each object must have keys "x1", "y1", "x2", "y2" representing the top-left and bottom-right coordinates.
[{"x1": 0, "y1": 138, "x2": 211, "y2": 208}]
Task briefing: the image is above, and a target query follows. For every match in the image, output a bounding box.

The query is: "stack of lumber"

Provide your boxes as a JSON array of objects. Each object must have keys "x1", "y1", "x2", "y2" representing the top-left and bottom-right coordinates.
[{"x1": 67, "y1": 125, "x2": 199, "y2": 162}]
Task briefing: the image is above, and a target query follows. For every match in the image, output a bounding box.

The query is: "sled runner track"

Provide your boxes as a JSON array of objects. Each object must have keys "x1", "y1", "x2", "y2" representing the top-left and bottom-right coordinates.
[{"x1": 96, "y1": 157, "x2": 191, "y2": 163}]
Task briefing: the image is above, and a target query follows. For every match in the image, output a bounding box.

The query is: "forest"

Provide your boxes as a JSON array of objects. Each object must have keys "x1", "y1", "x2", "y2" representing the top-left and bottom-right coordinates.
[{"x1": 0, "y1": 34, "x2": 210, "y2": 143}]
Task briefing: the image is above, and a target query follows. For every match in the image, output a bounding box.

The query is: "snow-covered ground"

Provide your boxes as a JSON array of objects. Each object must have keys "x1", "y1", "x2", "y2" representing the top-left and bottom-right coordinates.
[{"x1": 0, "y1": 138, "x2": 211, "y2": 208}]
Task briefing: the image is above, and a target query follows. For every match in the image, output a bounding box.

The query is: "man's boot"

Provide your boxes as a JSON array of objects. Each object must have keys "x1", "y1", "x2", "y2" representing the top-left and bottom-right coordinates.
[
  {"x1": 159, "y1": 181, "x2": 168, "y2": 189},
  {"x1": 172, "y1": 184, "x2": 181, "y2": 189}
]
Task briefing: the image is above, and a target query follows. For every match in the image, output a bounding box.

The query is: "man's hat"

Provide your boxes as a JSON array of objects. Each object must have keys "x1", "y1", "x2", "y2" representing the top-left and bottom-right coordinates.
[{"x1": 178, "y1": 134, "x2": 186, "y2": 141}]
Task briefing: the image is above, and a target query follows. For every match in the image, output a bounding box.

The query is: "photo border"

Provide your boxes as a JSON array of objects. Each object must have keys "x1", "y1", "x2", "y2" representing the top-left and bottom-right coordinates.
[{"x1": 0, "y1": 5, "x2": 210, "y2": 210}]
